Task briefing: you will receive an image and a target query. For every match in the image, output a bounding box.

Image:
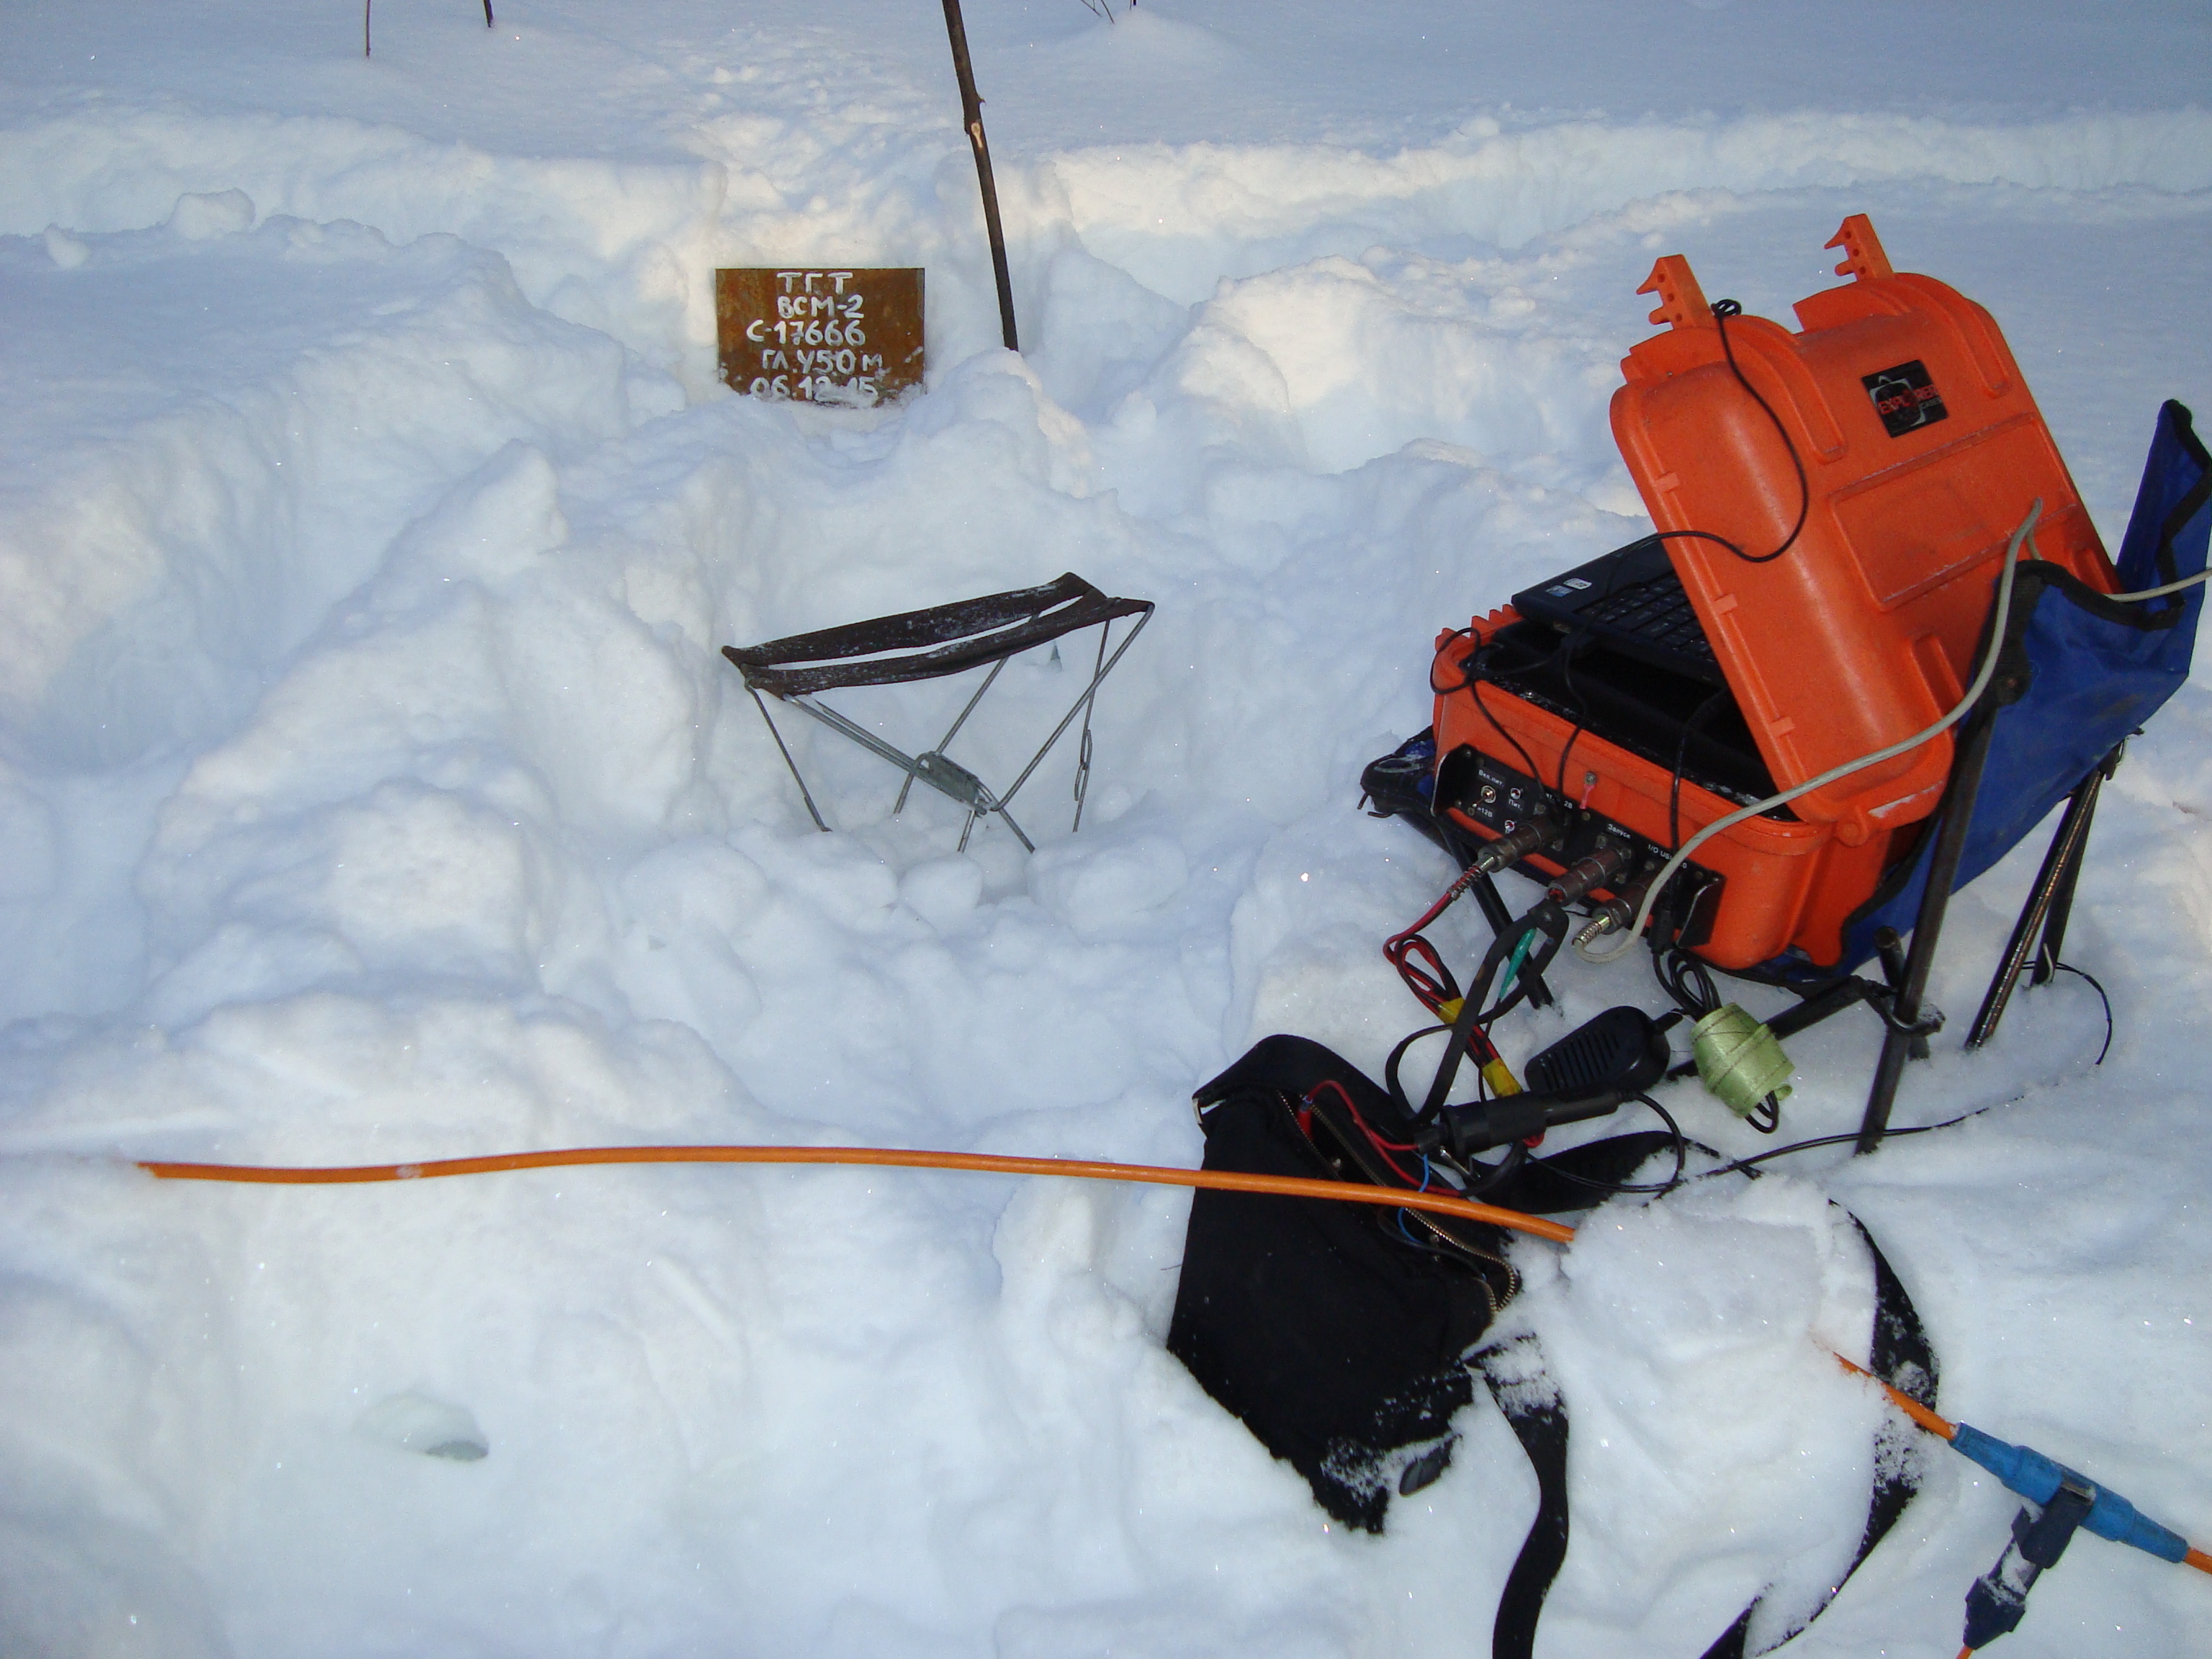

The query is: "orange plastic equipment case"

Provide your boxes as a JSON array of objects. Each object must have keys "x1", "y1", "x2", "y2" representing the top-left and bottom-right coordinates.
[{"x1": 1430, "y1": 217, "x2": 2118, "y2": 971}]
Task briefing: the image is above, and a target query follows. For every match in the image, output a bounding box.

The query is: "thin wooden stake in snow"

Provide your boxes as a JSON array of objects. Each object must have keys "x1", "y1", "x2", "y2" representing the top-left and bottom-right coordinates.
[
  {"x1": 365, "y1": 0, "x2": 495, "y2": 60},
  {"x1": 939, "y1": 0, "x2": 1019, "y2": 352}
]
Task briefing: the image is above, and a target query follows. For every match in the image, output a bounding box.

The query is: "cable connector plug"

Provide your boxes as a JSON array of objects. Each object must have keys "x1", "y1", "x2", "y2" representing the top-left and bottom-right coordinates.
[
  {"x1": 1573, "y1": 877, "x2": 1652, "y2": 948},
  {"x1": 1425, "y1": 1007, "x2": 1671, "y2": 1157},
  {"x1": 1950, "y1": 1423, "x2": 2194, "y2": 1563},
  {"x1": 1471, "y1": 817, "x2": 1562, "y2": 876},
  {"x1": 1962, "y1": 1475, "x2": 2096, "y2": 1651},
  {"x1": 1547, "y1": 844, "x2": 1629, "y2": 905}
]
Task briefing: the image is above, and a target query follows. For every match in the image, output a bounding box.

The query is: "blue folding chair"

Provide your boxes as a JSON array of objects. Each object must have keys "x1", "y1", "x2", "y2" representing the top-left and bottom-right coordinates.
[{"x1": 1818, "y1": 401, "x2": 2211, "y2": 1145}]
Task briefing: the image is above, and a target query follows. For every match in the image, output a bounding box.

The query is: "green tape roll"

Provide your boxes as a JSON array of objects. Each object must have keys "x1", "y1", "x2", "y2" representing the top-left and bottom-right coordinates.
[{"x1": 1691, "y1": 1004, "x2": 1794, "y2": 1117}]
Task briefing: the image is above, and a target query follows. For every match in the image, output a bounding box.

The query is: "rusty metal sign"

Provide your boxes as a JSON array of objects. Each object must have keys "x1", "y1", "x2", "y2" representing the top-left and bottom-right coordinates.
[{"x1": 715, "y1": 267, "x2": 925, "y2": 406}]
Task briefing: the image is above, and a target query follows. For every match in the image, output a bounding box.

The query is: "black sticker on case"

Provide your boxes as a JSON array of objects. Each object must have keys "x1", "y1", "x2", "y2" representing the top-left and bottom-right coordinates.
[{"x1": 1862, "y1": 359, "x2": 1949, "y2": 437}]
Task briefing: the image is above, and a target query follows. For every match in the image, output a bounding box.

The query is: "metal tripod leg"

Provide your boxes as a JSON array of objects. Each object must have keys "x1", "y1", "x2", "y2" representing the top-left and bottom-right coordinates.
[
  {"x1": 1874, "y1": 927, "x2": 1930, "y2": 1061},
  {"x1": 1856, "y1": 709, "x2": 2000, "y2": 1154},
  {"x1": 1965, "y1": 753, "x2": 2113, "y2": 1049}
]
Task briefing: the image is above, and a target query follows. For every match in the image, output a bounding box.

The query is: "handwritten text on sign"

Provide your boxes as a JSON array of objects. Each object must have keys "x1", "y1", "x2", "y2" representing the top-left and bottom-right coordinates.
[{"x1": 715, "y1": 268, "x2": 925, "y2": 406}]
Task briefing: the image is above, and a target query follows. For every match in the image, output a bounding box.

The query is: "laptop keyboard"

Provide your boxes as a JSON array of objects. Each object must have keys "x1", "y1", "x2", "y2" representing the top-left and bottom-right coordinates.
[{"x1": 1577, "y1": 570, "x2": 1719, "y2": 671}]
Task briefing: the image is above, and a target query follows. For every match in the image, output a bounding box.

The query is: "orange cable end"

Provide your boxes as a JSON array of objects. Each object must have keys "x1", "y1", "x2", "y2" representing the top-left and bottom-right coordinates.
[{"x1": 2187, "y1": 1546, "x2": 2212, "y2": 1576}]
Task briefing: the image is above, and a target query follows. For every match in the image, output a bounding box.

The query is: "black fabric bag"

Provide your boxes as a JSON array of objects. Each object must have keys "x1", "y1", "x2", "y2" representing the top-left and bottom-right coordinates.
[{"x1": 1168, "y1": 1035, "x2": 1937, "y2": 1659}]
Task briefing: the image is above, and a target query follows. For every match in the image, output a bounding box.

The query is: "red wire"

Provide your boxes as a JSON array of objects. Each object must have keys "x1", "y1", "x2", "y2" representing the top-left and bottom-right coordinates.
[
  {"x1": 1397, "y1": 868, "x2": 1476, "y2": 938},
  {"x1": 1384, "y1": 863, "x2": 1512, "y2": 1040},
  {"x1": 1384, "y1": 866, "x2": 1478, "y2": 986},
  {"x1": 1385, "y1": 933, "x2": 1455, "y2": 1015},
  {"x1": 1305, "y1": 1078, "x2": 1428, "y2": 1188}
]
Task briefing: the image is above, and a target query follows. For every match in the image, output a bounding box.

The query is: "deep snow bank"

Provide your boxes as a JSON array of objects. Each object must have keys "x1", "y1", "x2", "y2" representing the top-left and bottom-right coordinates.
[{"x1": 10, "y1": 98, "x2": 2211, "y2": 395}]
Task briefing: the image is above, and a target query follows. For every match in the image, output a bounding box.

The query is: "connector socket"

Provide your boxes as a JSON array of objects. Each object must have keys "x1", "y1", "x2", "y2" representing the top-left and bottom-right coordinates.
[
  {"x1": 1547, "y1": 844, "x2": 1630, "y2": 904},
  {"x1": 1472, "y1": 816, "x2": 1560, "y2": 875}
]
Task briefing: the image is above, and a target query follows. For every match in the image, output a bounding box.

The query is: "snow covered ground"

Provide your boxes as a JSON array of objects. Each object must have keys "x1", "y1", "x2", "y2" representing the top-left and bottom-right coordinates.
[{"x1": 3, "y1": 3, "x2": 2210, "y2": 1655}]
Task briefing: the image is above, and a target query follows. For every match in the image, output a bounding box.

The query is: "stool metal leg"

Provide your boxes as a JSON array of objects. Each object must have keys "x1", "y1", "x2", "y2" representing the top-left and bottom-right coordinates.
[
  {"x1": 997, "y1": 608, "x2": 1152, "y2": 812},
  {"x1": 896, "y1": 656, "x2": 1010, "y2": 818},
  {"x1": 748, "y1": 686, "x2": 830, "y2": 832}
]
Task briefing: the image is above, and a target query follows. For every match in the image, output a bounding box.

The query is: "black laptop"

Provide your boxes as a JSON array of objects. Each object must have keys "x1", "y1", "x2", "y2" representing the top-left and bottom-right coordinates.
[
  {"x1": 1491, "y1": 533, "x2": 1775, "y2": 801},
  {"x1": 1511, "y1": 534, "x2": 1725, "y2": 688}
]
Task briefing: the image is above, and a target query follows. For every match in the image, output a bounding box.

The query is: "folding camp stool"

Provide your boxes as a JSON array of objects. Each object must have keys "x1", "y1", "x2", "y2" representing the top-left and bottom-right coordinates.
[{"x1": 724, "y1": 572, "x2": 1154, "y2": 851}]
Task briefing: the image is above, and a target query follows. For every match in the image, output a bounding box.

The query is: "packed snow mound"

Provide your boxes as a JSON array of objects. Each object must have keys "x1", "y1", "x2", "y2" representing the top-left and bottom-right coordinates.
[
  {"x1": 3, "y1": 4, "x2": 2211, "y2": 1658},
  {"x1": 1507, "y1": 1176, "x2": 1885, "y2": 1647}
]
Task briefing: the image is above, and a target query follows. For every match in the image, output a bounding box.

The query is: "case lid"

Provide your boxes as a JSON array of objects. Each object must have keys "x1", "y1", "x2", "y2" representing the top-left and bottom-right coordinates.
[{"x1": 1608, "y1": 215, "x2": 2114, "y2": 842}]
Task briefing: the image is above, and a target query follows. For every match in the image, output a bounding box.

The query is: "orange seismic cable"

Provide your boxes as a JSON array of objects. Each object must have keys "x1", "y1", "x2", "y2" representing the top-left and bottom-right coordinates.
[
  {"x1": 139, "y1": 1144, "x2": 1579, "y2": 1246},
  {"x1": 1834, "y1": 1352, "x2": 1958, "y2": 1439},
  {"x1": 130, "y1": 1138, "x2": 2212, "y2": 1598}
]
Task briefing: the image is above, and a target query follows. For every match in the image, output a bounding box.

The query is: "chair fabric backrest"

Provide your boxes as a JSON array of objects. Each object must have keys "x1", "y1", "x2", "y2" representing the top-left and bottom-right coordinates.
[{"x1": 1820, "y1": 400, "x2": 2211, "y2": 979}]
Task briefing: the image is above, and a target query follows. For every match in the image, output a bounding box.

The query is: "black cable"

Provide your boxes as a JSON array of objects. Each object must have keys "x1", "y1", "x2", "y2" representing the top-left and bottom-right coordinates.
[
  {"x1": 1386, "y1": 1025, "x2": 1439, "y2": 1106},
  {"x1": 1552, "y1": 648, "x2": 1590, "y2": 804},
  {"x1": 1709, "y1": 1122, "x2": 1947, "y2": 1175},
  {"x1": 1663, "y1": 300, "x2": 1812, "y2": 569},
  {"x1": 1637, "y1": 299, "x2": 1815, "y2": 571},
  {"x1": 1385, "y1": 1023, "x2": 1457, "y2": 1118},
  {"x1": 1698, "y1": 960, "x2": 2116, "y2": 1172},
  {"x1": 1668, "y1": 687, "x2": 1734, "y2": 852},
  {"x1": 1654, "y1": 945, "x2": 1721, "y2": 1020},
  {"x1": 1536, "y1": 1094, "x2": 1690, "y2": 1196},
  {"x1": 1708, "y1": 1099, "x2": 2002, "y2": 1176},
  {"x1": 1390, "y1": 902, "x2": 1568, "y2": 1128},
  {"x1": 1555, "y1": 723, "x2": 1587, "y2": 806},
  {"x1": 1460, "y1": 648, "x2": 1550, "y2": 803},
  {"x1": 1460, "y1": 905, "x2": 1569, "y2": 1040},
  {"x1": 1457, "y1": 1139, "x2": 1528, "y2": 1198},
  {"x1": 2051, "y1": 962, "x2": 2113, "y2": 1065},
  {"x1": 1429, "y1": 626, "x2": 1479, "y2": 696}
]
